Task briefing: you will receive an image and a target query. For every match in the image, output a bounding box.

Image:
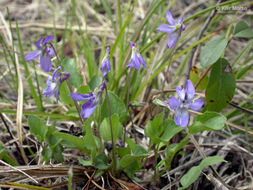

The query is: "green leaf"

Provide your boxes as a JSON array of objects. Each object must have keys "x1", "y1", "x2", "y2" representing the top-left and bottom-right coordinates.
[
  {"x1": 101, "y1": 91, "x2": 127, "y2": 122},
  {"x1": 200, "y1": 37, "x2": 228, "y2": 68},
  {"x1": 78, "y1": 157, "x2": 92, "y2": 166},
  {"x1": 0, "y1": 144, "x2": 17, "y2": 166},
  {"x1": 160, "y1": 119, "x2": 184, "y2": 142},
  {"x1": 133, "y1": 145, "x2": 149, "y2": 157},
  {"x1": 83, "y1": 134, "x2": 101, "y2": 150},
  {"x1": 88, "y1": 75, "x2": 102, "y2": 91},
  {"x1": 76, "y1": 85, "x2": 90, "y2": 94},
  {"x1": 125, "y1": 136, "x2": 136, "y2": 152},
  {"x1": 53, "y1": 132, "x2": 89, "y2": 153},
  {"x1": 59, "y1": 82, "x2": 74, "y2": 105},
  {"x1": 123, "y1": 160, "x2": 141, "y2": 179},
  {"x1": 190, "y1": 66, "x2": 209, "y2": 90},
  {"x1": 61, "y1": 57, "x2": 83, "y2": 87},
  {"x1": 28, "y1": 115, "x2": 48, "y2": 143},
  {"x1": 99, "y1": 114, "x2": 123, "y2": 142},
  {"x1": 179, "y1": 156, "x2": 225, "y2": 190},
  {"x1": 94, "y1": 154, "x2": 109, "y2": 169},
  {"x1": 189, "y1": 112, "x2": 227, "y2": 134},
  {"x1": 233, "y1": 21, "x2": 253, "y2": 39},
  {"x1": 144, "y1": 113, "x2": 164, "y2": 144},
  {"x1": 117, "y1": 147, "x2": 131, "y2": 158},
  {"x1": 206, "y1": 58, "x2": 236, "y2": 112},
  {"x1": 120, "y1": 154, "x2": 137, "y2": 168}
]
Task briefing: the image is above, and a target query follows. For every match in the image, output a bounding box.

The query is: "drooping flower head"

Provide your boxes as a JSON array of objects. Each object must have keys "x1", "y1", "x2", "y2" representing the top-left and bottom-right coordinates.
[
  {"x1": 25, "y1": 35, "x2": 55, "y2": 72},
  {"x1": 42, "y1": 66, "x2": 70, "y2": 103},
  {"x1": 70, "y1": 81, "x2": 105, "y2": 118},
  {"x1": 127, "y1": 42, "x2": 146, "y2": 70},
  {"x1": 157, "y1": 11, "x2": 185, "y2": 48},
  {"x1": 100, "y1": 47, "x2": 111, "y2": 78},
  {"x1": 168, "y1": 80, "x2": 204, "y2": 127}
]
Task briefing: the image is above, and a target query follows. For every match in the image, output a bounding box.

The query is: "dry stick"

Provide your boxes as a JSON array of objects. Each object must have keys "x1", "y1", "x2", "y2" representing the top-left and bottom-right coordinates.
[
  {"x1": 185, "y1": 0, "x2": 221, "y2": 83},
  {"x1": 186, "y1": 128, "x2": 237, "y2": 190},
  {"x1": 84, "y1": 171, "x2": 105, "y2": 190},
  {"x1": 82, "y1": 170, "x2": 96, "y2": 190},
  {"x1": 194, "y1": 65, "x2": 212, "y2": 89}
]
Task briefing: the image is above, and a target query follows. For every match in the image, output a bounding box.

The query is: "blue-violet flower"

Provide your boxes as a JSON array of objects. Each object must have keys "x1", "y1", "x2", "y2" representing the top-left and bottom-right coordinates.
[
  {"x1": 42, "y1": 66, "x2": 70, "y2": 103},
  {"x1": 25, "y1": 35, "x2": 55, "y2": 72},
  {"x1": 100, "y1": 47, "x2": 111, "y2": 78},
  {"x1": 69, "y1": 82, "x2": 105, "y2": 118},
  {"x1": 157, "y1": 11, "x2": 185, "y2": 48},
  {"x1": 127, "y1": 42, "x2": 146, "y2": 70},
  {"x1": 168, "y1": 80, "x2": 204, "y2": 127}
]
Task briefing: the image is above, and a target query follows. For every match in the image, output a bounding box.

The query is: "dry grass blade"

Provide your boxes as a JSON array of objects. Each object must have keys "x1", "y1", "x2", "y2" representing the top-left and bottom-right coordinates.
[
  {"x1": 0, "y1": 160, "x2": 38, "y2": 183},
  {"x1": 0, "y1": 10, "x2": 28, "y2": 164}
]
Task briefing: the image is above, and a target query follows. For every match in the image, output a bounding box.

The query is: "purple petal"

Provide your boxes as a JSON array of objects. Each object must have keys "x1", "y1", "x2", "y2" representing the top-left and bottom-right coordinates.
[
  {"x1": 35, "y1": 36, "x2": 44, "y2": 49},
  {"x1": 178, "y1": 17, "x2": 183, "y2": 24},
  {"x1": 106, "y1": 46, "x2": 110, "y2": 54},
  {"x1": 42, "y1": 81, "x2": 57, "y2": 98},
  {"x1": 42, "y1": 35, "x2": 54, "y2": 46},
  {"x1": 157, "y1": 24, "x2": 175, "y2": 34},
  {"x1": 176, "y1": 86, "x2": 185, "y2": 101},
  {"x1": 127, "y1": 57, "x2": 140, "y2": 70},
  {"x1": 100, "y1": 58, "x2": 111, "y2": 78},
  {"x1": 55, "y1": 89, "x2": 60, "y2": 103},
  {"x1": 168, "y1": 33, "x2": 179, "y2": 48},
  {"x1": 24, "y1": 50, "x2": 41, "y2": 61},
  {"x1": 45, "y1": 47, "x2": 55, "y2": 56},
  {"x1": 138, "y1": 53, "x2": 146, "y2": 68},
  {"x1": 190, "y1": 99, "x2": 204, "y2": 111},
  {"x1": 46, "y1": 76, "x2": 51, "y2": 86},
  {"x1": 40, "y1": 55, "x2": 52, "y2": 72},
  {"x1": 181, "y1": 24, "x2": 186, "y2": 31},
  {"x1": 166, "y1": 11, "x2": 176, "y2": 26},
  {"x1": 168, "y1": 96, "x2": 180, "y2": 110},
  {"x1": 62, "y1": 73, "x2": 70, "y2": 81},
  {"x1": 186, "y1": 80, "x2": 195, "y2": 100},
  {"x1": 81, "y1": 99, "x2": 98, "y2": 118},
  {"x1": 134, "y1": 52, "x2": 140, "y2": 69},
  {"x1": 69, "y1": 92, "x2": 93, "y2": 101},
  {"x1": 174, "y1": 108, "x2": 189, "y2": 127},
  {"x1": 129, "y1": 41, "x2": 135, "y2": 48},
  {"x1": 52, "y1": 66, "x2": 61, "y2": 81}
]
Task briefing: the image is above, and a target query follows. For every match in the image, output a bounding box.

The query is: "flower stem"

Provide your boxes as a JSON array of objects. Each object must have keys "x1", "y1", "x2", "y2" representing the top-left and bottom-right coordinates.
[
  {"x1": 104, "y1": 83, "x2": 116, "y2": 175},
  {"x1": 153, "y1": 143, "x2": 159, "y2": 180},
  {"x1": 49, "y1": 42, "x2": 84, "y2": 124}
]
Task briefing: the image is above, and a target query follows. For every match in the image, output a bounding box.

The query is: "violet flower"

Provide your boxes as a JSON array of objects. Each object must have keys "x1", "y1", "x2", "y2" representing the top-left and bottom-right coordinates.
[
  {"x1": 70, "y1": 82, "x2": 105, "y2": 118},
  {"x1": 127, "y1": 42, "x2": 146, "y2": 70},
  {"x1": 25, "y1": 35, "x2": 55, "y2": 72},
  {"x1": 168, "y1": 80, "x2": 204, "y2": 127},
  {"x1": 157, "y1": 11, "x2": 185, "y2": 48},
  {"x1": 42, "y1": 66, "x2": 70, "y2": 103},
  {"x1": 100, "y1": 47, "x2": 111, "y2": 78}
]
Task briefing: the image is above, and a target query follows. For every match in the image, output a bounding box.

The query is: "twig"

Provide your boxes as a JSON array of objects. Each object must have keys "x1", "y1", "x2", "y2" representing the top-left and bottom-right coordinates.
[
  {"x1": 84, "y1": 171, "x2": 105, "y2": 190},
  {"x1": 229, "y1": 102, "x2": 253, "y2": 115},
  {"x1": 185, "y1": 0, "x2": 221, "y2": 83},
  {"x1": 186, "y1": 128, "x2": 236, "y2": 190},
  {"x1": 194, "y1": 65, "x2": 212, "y2": 89}
]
